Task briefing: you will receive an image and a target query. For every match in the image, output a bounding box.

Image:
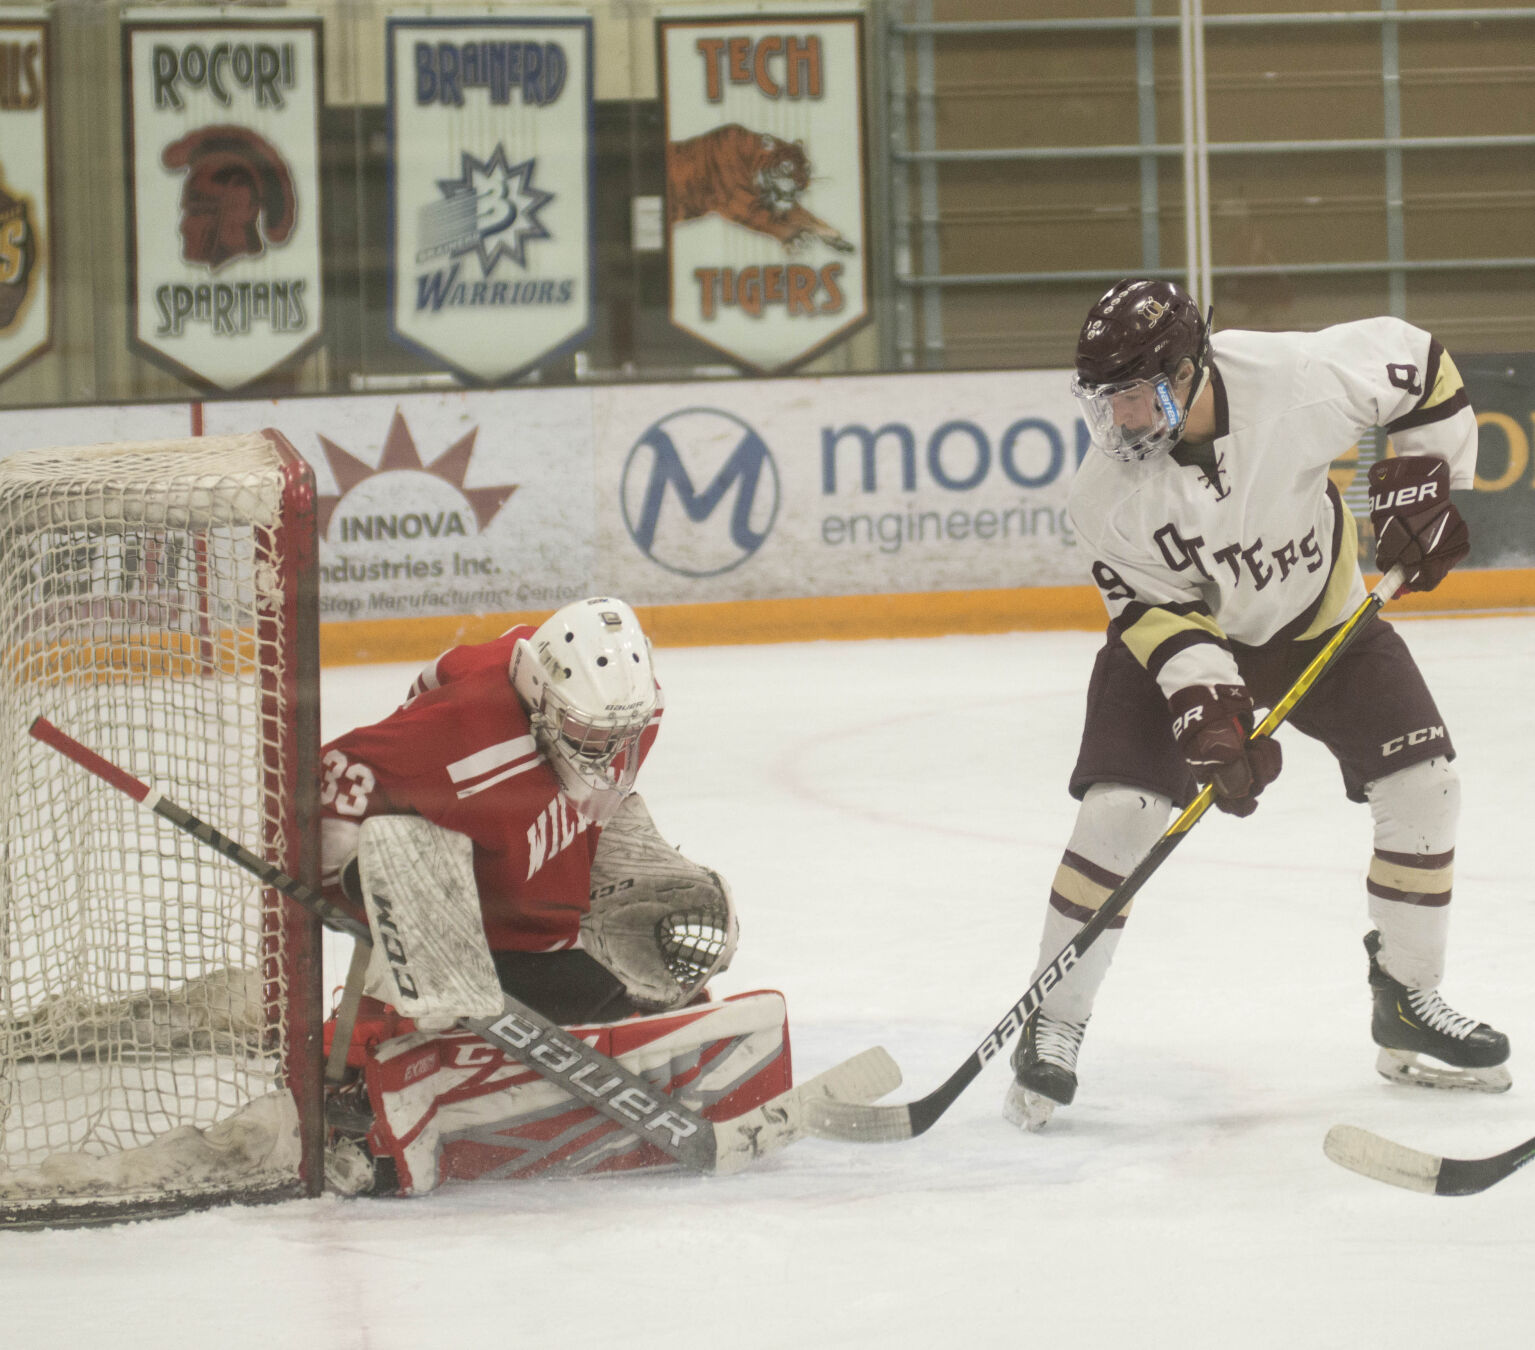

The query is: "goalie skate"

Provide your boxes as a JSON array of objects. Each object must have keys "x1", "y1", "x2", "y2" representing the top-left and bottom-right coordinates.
[{"x1": 1366, "y1": 931, "x2": 1511, "y2": 1093}]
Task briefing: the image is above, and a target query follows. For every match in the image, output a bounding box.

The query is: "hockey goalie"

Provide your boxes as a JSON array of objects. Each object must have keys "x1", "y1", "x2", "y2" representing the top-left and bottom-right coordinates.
[{"x1": 316, "y1": 597, "x2": 786, "y2": 1195}]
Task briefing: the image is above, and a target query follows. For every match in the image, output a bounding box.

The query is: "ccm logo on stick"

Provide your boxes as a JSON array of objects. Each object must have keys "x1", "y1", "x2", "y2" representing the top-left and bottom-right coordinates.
[{"x1": 1382, "y1": 725, "x2": 1447, "y2": 756}]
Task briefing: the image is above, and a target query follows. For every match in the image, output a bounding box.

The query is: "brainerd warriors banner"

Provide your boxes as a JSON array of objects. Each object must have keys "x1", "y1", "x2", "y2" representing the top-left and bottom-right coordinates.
[
  {"x1": 124, "y1": 15, "x2": 323, "y2": 390},
  {"x1": 0, "y1": 16, "x2": 52, "y2": 382},
  {"x1": 388, "y1": 15, "x2": 594, "y2": 385},
  {"x1": 659, "y1": 13, "x2": 869, "y2": 374}
]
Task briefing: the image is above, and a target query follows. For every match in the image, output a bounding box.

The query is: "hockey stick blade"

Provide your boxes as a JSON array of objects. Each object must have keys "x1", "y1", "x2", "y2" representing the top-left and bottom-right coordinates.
[
  {"x1": 803, "y1": 567, "x2": 1407, "y2": 1148},
  {"x1": 29, "y1": 715, "x2": 892, "y2": 1177},
  {"x1": 1324, "y1": 1124, "x2": 1535, "y2": 1197},
  {"x1": 712, "y1": 1046, "x2": 902, "y2": 1175}
]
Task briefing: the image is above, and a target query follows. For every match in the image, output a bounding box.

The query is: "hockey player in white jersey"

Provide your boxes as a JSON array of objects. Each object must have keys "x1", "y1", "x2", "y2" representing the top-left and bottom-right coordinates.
[{"x1": 1007, "y1": 278, "x2": 1509, "y2": 1132}]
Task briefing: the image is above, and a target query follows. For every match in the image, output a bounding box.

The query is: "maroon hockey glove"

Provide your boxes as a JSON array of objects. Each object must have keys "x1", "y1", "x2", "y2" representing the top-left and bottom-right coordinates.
[
  {"x1": 1168, "y1": 684, "x2": 1282, "y2": 818},
  {"x1": 1368, "y1": 455, "x2": 1469, "y2": 593}
]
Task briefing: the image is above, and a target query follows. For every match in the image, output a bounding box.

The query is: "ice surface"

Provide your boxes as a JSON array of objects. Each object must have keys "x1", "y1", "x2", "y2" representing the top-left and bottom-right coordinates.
[{"x1": 6, "y1": 614, "x2": 1535, "y2": 1349}]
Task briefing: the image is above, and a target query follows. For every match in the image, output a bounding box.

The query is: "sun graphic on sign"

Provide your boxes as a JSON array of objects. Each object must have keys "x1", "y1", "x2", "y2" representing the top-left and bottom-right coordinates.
[{"x1": 314, "y1": 409, "x2": 518, "y2": 537}]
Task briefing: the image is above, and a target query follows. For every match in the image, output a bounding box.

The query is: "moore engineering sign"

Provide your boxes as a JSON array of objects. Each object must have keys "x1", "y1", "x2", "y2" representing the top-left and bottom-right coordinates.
[{"x1": 594, "y1": 371, "x2": 1090, "y2": 606}]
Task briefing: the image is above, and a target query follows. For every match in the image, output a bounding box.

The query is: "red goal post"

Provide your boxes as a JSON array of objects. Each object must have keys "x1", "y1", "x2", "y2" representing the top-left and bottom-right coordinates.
[{"x1": 0, "y1": 429, "x2": 322, "y2": 1227}]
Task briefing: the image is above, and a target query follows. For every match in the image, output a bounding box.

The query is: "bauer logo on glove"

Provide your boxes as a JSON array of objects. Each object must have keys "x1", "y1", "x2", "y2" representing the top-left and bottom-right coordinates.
[
  {"x1": 1167, "y1": 683, "x2": 1282, "y2": 817},
  {"x1": 1367, "y1": 455, "x2": 1469, "y2": 593}
]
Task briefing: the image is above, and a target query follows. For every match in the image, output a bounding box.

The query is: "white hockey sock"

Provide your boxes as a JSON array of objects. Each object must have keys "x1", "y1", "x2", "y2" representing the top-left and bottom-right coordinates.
[
  {"x1": 1365, "y1": 756, "x2": 1458, "y2": 990},
  {"x1": 1029, "y1": 783, "x2": 1172, "y2": 1024}
]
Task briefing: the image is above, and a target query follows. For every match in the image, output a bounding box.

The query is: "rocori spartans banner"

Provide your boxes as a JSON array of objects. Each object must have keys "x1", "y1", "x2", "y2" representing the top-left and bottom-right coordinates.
[
  {"x1": 0, "y1": 15, "x2": 52, "y2": 383},
  {"x1": 387, "y1": 13, "x2": 594, "y2": 385},
  {"x1": 659, "y1": 11, "x2": 869, "y2": 374},
  {"x1": 123, "y1": 13, "x2": 324, "y2": 391}
]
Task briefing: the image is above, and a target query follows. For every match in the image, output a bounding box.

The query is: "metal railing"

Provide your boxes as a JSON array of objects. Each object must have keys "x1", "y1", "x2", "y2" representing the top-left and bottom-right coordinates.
[{"x1": 884, "y1": 2, "x2": 1535, "y2": 367}]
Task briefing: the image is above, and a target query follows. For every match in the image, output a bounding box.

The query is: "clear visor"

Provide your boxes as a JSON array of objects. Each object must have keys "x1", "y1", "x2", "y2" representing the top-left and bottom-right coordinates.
[{"x1": 1071, "y1": 373, "x2": 1185, "y2": 462}]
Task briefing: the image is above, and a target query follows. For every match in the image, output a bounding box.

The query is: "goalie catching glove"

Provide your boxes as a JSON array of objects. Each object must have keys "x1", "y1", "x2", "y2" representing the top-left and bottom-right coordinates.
[
  {"x1": 581, "y1": 793, "x2": 738, "y2": 1011},
  {"x1": 1368, "y1": 454, "x2": 1469, "y2": 593},
  {"x1": 1169, "y1": 683, "x2": 1281, "y2": 817}
]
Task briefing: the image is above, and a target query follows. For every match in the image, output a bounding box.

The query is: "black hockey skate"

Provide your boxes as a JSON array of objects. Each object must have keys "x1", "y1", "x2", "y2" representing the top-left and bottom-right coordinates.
[
  {"x1": 1003, "y1": 1011, "x2": 1087, "y2": 1132},
  {"x1": 1365, "y1": 930, "x2": 1511, "y2": 1093}
]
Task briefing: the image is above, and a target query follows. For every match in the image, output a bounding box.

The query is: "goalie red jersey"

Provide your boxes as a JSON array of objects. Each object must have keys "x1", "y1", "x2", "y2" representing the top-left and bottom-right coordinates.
[{"x1": 318, "y1": 624, "x2": 663, "y2": 952}]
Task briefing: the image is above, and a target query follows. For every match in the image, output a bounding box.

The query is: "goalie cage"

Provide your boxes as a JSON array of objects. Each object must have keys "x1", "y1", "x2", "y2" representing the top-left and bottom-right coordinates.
[{"x1": 0, "y1": 429, "x2": 323, "y2": 1228}]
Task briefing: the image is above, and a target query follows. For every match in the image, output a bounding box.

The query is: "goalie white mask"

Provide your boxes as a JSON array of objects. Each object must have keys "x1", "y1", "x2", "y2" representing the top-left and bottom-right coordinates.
[{"x1": 510, "y1": 598, "x2": 657, "y2": 824}]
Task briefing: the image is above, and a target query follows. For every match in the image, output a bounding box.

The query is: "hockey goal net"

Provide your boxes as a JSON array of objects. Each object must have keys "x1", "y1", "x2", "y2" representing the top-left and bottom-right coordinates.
[{"x1": 0, "y1": 429, "x2": 322, "y2": 1227}]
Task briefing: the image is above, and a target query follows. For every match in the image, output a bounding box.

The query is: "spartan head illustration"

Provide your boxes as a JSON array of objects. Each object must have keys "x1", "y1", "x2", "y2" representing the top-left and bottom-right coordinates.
[{"x1": 161, "y1": 124, "x2": 297, "y2": 270}]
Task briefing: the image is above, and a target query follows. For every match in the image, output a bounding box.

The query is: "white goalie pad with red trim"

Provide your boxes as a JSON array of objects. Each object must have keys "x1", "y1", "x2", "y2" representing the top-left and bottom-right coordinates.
[{"x1": 360, "y1": 991, "x2": 791, "y2": 1193}]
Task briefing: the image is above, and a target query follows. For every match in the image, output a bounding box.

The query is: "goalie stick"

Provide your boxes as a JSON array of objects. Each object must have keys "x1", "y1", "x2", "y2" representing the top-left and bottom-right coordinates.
[
  {"x1": 1324, "y1": 1124, "x2": 1535, "y2": 1197},
  {"x1": 804, "y1": 565, "x2": 1409, "y2": 1145},
  {"x1": 28, "y1": 716, "x2": 898, "y2": 1176}
]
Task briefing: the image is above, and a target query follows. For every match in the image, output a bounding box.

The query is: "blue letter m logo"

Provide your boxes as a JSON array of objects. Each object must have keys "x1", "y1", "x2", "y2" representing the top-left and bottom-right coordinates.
[{"x1": 629, "y1": 425, "x2": 773, "y2": 556}]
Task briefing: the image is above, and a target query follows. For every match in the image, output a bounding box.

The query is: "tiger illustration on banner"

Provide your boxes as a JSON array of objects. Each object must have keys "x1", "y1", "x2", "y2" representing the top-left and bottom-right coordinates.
[{"x1": 666, "y1": 123, "x2": 854, "y2": 255}]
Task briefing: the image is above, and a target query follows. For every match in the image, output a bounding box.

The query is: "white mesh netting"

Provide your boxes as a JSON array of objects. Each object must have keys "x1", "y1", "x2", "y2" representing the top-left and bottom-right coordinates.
[{"x1": 0, "y1": 434, "x2": 311, "y2": 1221}]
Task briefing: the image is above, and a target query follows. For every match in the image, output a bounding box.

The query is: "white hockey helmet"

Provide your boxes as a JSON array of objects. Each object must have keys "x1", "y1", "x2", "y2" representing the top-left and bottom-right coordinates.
[{"x1": 510, "y1": 597, "x2": 657, "y2": 823}]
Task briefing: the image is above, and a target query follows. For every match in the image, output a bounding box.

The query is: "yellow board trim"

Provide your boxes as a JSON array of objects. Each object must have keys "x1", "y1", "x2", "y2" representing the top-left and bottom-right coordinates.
[
  {"x1": 5, "y1": 629, "x2": 260, "y2": 682},
  {"x1": 319, "y1": 567, "x2": 1535, "y2": 667}
]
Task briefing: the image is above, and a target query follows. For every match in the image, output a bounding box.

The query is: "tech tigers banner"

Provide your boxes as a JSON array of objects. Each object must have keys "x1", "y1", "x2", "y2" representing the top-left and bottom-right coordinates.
[
  {"x1": 123, "y1": 14, "x2": 324, "y2": 391},
  {"x1": 658, "y1": 11, "x2": 869, "y2": 375},
  {"x1": 0, "y1": 15, "x2": 52, "y2": 383},
  {"x1": 387, "y1": 14, "x2": 595, "y2": 385}
]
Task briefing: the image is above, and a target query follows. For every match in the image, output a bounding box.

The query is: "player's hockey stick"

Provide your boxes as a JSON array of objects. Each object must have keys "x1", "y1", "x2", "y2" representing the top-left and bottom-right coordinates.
[
  {"x1": 29, "y1": 716, "x2": 899, "y2": 1175},
  {"x1": 805, "y1": 565, "x2": 1408, "y2": 1144},
  {"x1": 1324, "y1": 1123, "x2": 1535, "y2": 1196}
]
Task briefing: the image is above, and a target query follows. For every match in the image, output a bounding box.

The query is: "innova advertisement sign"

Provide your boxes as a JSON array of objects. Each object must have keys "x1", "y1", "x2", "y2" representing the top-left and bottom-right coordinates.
[
  {"x1": 202, "y1": 389, "x2": 594, "y2": 623},
  {"x1": 658, "y1": 12, "x2": 869, "y2": 374},
  {"x1": 123, "y1": 14, "x2": 325, "y2": 391},
  {"x1": 387, "y1": 13, "x2": 594, "y2": 385}
]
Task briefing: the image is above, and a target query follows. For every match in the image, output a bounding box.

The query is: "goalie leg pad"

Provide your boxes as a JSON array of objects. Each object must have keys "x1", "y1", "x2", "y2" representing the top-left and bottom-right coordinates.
[
  {"x1": 360, "y1": 991, "x2": 791, "y2": 1194},
  {"x1": 356, "y1": 815, "x2": 504, "y2": 1026}
]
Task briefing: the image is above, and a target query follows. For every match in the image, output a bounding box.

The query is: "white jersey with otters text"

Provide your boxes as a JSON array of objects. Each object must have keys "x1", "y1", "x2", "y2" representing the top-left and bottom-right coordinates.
[{"x1": 1069, "y1": 317, "x2": 1477, "y2": 700}]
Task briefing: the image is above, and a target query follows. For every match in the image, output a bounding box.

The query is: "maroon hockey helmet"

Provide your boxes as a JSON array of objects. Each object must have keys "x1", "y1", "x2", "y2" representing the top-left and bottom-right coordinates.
[
  {"x1": 1075, "y1": 279, "x2": 1208, "y2": 387},
  {"x1": 1072, "y1": 279, "x2": 1212, "y2": 461}
]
